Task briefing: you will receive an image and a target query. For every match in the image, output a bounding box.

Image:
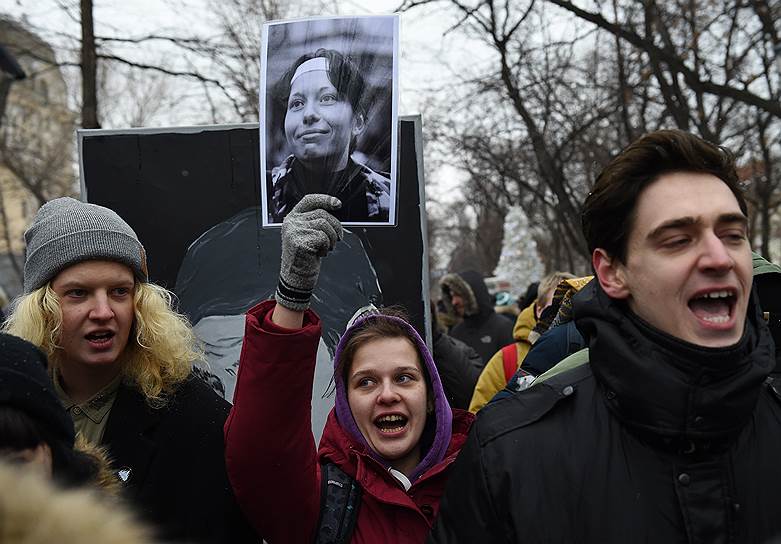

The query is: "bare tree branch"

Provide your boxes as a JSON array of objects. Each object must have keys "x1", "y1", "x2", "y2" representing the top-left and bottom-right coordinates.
[{"x1": 545, "y1": 0, "x2": 781, "y2": 117}]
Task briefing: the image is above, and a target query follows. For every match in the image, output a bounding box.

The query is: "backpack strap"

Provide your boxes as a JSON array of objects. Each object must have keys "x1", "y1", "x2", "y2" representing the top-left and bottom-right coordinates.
[
  {"x1": 531, "y1": 348, "x2": 590, "y2": 387},
  {"x1": 501, "y1": 344, "x2": 519, "y2": 383},
  {"x1": 315, "y1": 463, "x2": 362, "y2": 544}
]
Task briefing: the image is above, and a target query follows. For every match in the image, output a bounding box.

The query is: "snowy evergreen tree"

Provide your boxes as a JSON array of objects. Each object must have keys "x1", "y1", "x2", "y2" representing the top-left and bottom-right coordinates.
[{"x1": 493, "y1": 206, "x2": 544, "y2": 296}]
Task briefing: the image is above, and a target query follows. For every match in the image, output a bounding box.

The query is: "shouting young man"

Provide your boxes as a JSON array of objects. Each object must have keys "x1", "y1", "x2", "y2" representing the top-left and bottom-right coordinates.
[{"x1": 429, "y1": 130, "x2": 781, "y2": 543}]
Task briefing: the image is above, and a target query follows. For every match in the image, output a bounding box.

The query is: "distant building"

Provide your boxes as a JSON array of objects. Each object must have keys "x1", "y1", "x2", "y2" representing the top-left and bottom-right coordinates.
[{"x1": 0, "y1": 17, "x2": 77, "y2": 299}]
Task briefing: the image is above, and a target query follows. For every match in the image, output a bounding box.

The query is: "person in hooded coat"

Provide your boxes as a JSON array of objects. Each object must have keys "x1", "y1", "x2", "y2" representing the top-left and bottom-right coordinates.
[
  {"x1": 753, "y1": 251, "x2": 781, "y2": 375},
  {"x1": 429, "y1": 300, "x2": 484, "y2": 411},
  {"x1": 468, "y1": 272, "x2": 574, "y2": 413},
  {"x1": 225, "y1": 195, "x2": 473, "y2": 543},
  {"x1": 439, "y1": 271, "x2": 514, "y2": 365}
]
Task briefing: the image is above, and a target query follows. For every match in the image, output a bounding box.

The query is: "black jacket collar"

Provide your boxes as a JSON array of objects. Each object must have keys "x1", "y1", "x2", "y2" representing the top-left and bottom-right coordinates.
[{"x1": 574, "y1": 281, "x2": 775, "y2": 442}]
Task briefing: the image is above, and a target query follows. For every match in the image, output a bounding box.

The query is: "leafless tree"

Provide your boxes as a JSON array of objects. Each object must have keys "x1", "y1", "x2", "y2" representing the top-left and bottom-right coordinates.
[
  {"x1": 544, "y1": 0, "x2": 781, "y2": 119},
  {"x1": 547, "y1": 0, "x2": 781, "y2": 257},
  {"x1": 9, "y1": 0, "x2": 336, "y2": 127},
  {"x1": 403, "y1": 0, "x2": 626, "y2": 272},
  {"x1": 403, "y1": 0, "x2": 781, "y2": 269}
]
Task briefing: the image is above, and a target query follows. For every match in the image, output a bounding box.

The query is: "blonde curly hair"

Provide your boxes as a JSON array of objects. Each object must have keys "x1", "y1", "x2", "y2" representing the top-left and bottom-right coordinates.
[{"x1": 4, "y1": 281, "x2": 202, "y2": 406}]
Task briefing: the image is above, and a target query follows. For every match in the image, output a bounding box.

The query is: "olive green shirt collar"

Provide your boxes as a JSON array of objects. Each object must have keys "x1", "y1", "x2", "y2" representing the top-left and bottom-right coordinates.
[{"x1": 54, "y1": 371, "x2": 122, "y2": 444}]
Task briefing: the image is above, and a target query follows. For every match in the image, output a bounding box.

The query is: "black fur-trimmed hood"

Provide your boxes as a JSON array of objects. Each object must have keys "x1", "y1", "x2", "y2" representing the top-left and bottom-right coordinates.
[{"x1": 440, "y1": 271, "x2": 492, "y2": 318}]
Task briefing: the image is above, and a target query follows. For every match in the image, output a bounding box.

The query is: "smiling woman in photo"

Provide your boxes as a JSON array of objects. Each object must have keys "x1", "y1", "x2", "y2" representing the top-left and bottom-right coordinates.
[{"x1": 267, "y1": 48, "x2": 391, "y2": 224}]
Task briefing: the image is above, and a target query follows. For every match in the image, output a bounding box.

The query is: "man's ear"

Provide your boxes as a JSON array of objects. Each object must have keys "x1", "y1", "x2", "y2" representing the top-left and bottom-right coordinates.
[
  {"x1": 352, "y1": 112, "x2": 366, "y2": 136},
  {"x1": 593, "y1": 249, "x2": 630, "y2": 299}
]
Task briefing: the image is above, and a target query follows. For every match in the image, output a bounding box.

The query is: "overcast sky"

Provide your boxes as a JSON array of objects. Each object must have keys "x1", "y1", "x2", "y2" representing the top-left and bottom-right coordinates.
[
  {"x1": 5, "y1": 0, "x2": 491, "y2": 118},
  {"x1": 5, "y1": 0, "x2": 484, "y2": 203}
]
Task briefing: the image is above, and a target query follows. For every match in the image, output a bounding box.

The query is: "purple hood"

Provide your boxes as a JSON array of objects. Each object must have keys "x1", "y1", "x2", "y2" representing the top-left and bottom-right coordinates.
[{"x1": 332, "y1": 313, "x2": 453, "y2": 482}]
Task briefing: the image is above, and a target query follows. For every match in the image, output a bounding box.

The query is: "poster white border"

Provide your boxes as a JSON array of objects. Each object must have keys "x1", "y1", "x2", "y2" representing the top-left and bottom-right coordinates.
[{"x1": 258, "y1": 14, "x2": 399, "y2": 227}]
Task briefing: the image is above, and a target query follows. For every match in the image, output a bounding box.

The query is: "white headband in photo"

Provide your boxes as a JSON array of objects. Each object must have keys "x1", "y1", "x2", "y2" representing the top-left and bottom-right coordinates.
[{"x1": 291, "y1": 57, "x2": 330, "y2": 85}]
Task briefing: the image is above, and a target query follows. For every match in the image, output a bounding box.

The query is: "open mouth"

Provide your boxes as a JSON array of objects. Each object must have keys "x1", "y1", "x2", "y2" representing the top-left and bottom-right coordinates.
[
  {"x1": 687, "y1": 289, "x2": 736, "y2": 325},
  {"x1": 85, "y1": 331, "x2": 115, "y2": 346},
  {"x1": 374, "y1": 414, "x2": 408, "y2": 434}
]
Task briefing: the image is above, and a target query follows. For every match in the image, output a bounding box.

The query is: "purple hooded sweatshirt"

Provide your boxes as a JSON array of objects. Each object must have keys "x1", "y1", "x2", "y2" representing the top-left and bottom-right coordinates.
[{"x1": 332, "y1": 313, "x2": 454, "y2": 482}]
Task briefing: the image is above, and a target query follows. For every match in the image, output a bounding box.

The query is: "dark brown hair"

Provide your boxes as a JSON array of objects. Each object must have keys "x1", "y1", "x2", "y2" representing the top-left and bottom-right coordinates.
[
  {"x1": 274, "y1": 48, "x2": 367, "y2": 153},
  {"x1": 336, "y1": 307, "x2": 424, "y2": 386},
  {"x1": 581, "y1": 129, "x2": 747, "y2": 263}
]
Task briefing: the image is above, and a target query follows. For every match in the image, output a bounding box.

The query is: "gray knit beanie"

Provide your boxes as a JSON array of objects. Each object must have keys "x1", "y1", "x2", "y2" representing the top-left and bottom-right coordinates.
[{"x1": 23, "y1": 197, "x2": 148, "y2": 293}]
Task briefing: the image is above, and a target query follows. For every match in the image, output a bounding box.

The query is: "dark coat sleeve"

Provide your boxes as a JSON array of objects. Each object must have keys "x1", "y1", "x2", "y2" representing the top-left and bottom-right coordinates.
[
  {"x1": 427, "y1": 426, "x2": 508, "y2": 543},
  {"x1": 432, "y1": 332, "x2": 485, "y2": 410}
]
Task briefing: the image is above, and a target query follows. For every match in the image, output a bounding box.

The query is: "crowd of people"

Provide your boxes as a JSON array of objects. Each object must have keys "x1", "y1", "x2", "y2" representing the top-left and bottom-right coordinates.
[{"x1": 1, "y1": 128, "x2": 780, "y2": 543}]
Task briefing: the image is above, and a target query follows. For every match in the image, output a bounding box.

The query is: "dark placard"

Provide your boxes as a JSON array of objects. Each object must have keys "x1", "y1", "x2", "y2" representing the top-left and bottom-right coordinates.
[{"x1": 79, "y1": 118, "x2": 429, "y2": 437}]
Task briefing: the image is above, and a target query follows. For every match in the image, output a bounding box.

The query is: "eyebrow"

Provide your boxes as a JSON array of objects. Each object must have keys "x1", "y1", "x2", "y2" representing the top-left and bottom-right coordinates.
[
  {"x1": 55, "y1": 279, "x2": 134, "y2": 290},
  {"x1": 350, "y1": 366, "x2": 422, "y2": 380},
  {"x1": 647, "y1": 213, "x2": 747, "y2": 241},
  {"x1": 289, "y1": 87, "x2": 335, "y2": 97}
]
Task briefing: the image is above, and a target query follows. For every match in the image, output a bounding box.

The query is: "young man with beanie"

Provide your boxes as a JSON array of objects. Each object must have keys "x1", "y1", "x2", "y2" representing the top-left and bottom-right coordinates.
[
  {"x1": 5, "y1": 197, "x2": 255, "y2": 544},
  {"x1": 429, "y1": 130, "x2": 781, "y2": 543}
]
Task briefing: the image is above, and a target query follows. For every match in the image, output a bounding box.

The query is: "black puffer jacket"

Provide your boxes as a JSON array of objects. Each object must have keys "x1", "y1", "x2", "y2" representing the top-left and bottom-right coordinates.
[
  {"x1": 440, "y1": 270, "x2": 514, "y2": 365},
  {"x1": 429, "y1": 281, "x2": 781, "y2": 543},
  {"x1": 432, "y1": 330, "x2": 485, "y2": 410}
]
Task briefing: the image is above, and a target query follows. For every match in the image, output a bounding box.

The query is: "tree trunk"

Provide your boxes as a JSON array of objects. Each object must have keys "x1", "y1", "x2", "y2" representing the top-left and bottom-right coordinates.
[
  {"x1": 80, "y1": 0, "x2": 100, "y2": 128},
  {"x1": 757, "y1": 116, "x2": 776, "y2": 258}
]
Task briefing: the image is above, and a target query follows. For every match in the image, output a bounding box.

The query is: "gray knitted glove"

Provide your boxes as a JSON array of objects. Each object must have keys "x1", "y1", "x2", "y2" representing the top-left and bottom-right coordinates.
[{"x1": 275, "y1": 194, "x2": 344, "y2": 311}]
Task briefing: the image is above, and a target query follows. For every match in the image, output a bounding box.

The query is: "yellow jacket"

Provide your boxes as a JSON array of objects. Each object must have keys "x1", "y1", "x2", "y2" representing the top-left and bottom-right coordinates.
[{"x1": 469, "y1": 303, "x2": 536, "y2": 413}]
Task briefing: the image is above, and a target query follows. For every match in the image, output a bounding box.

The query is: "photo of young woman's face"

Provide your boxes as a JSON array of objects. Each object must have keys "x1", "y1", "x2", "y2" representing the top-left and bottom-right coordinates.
[{"x1": 284, "y1": 68, "x2": 364, "y2": 171}]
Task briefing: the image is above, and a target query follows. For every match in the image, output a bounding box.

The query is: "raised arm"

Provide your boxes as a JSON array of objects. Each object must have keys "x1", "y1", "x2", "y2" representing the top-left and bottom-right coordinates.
[{"x1": 224, "y1": 195, "x2": 343, "y2": 542}]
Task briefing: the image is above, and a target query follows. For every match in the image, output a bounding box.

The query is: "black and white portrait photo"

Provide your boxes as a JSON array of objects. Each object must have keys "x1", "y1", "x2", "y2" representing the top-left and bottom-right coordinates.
[{"x1": 260, "y1": 15, "x2": 399, "y2": 226}]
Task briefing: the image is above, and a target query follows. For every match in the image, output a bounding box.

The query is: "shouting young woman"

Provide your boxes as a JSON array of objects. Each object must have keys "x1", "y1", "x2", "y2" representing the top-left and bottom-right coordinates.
[{"x1": 225, "y1": 195, "x2": 473, "y2": 543}]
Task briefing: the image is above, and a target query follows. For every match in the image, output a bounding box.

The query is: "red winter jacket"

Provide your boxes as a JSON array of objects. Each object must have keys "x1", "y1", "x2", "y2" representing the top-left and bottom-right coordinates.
[{"x1": 224, "y1": 300, "x2": 473, "y2": 543}]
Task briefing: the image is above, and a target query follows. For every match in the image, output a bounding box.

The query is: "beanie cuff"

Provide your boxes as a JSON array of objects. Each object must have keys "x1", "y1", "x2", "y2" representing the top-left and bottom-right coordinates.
[{"x1": 24, "y1": 229, "x2": 147, "y2": 293}]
